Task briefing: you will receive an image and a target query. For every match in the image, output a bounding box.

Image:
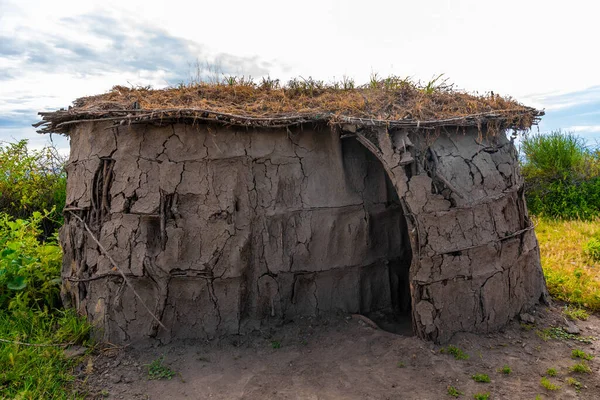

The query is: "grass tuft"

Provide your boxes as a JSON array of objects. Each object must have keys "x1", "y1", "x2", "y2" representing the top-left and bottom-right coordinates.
[
  {"x1": 540, "y1": 376, "x2": 560, "y2": 391},
  {"x1": 147, "y1": 356, "x2": 176, "y2": 380},
  {"x1": 473, "y1": 393, "x2": 490, "y2": 400},
  {"x1": 566, "y1": 377, "x2": 582, "y2": 391},
  {"x1": 569, "y1": 361, "x2": 591, "y2": 374},
  {"x1": 440, "y1": 345, "x2": 470, "y2": 360},
  {"x1": 447, "y1": 385, "x2": 463, "y2": 397},
  {"x1": 499, "y1": 365, "x2": 511, "y2": 375},
  {"x1": 563, "y1": 305, "x2": 589, "y2": 321},
  {"x1": 471, "y1": 373, "x2": 491, "y2": 383},
  {"x1": 571, "y1": 349, "x2": 594, "y2": 361}
]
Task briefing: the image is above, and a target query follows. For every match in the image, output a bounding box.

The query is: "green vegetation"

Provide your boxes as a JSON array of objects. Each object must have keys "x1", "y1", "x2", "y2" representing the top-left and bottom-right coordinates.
[
  {"x1": 447, "y1": 385, "x2": 463, "y2": 397},
  {"x1": 471, "y1": 373, "x2": 491, "y2": 383},
  {"x1": 569, "y1": 361, "x2": 591, "y2": 374},
  {"x1": 572, "y1": 349, "x2": 594, "y2": 361},
  {"x1": 0, "y1": 211, "x2": 63, "y2": 310},
  {"x1": 147, "y1": 356, "x2": 176, "y2": 380},
  {"x1": 563, "y1": 305, "x2": 589, "y2": 321},
  {"x1": 0, "y1": 210, "x2": 91, "y2": 397},
  {"x1": 440, "y1": 345, "x2": 470, "y2": 360},
  {"x1": 271, "y1": 340, "x2": 281, "y2": 349},
  {"x1": 396, "y1": 361, "x2": 406, "y2": 368},
  {"x1": 565, "y1": 377, "x2": 582, "y2": 391},
  {"x1": 0, "y1": 140, "x2": 91, "y2": 398},
  {"x1": 520, "y1": 130, "x2": 600, "y2": 311},
  {"x1": 545, "y1": 368, "x2": 557, "y2": 377},
  {"x1": 521, "y1": 130, "x2": 600, "y2": 220},
  {"x1": 473, "y1": 393, "x2": 490, "y2": 400},
  {"x1": 499, "y1": 365, "x2": 511, "y2": 375},
  {"x1": 0, "y1": 140, "x2": 66, "y2": 237},
  {"x1": 540, "y1": 376, "x2": 560, "y2": 391},
  {"x1": 0, "y1": 309, "x2": 90, "y2": 398},
  {"x1": 536, "y1": 326, "x2": 595, "y2": 344},
  {"x1": 584, "y1": 236, "x2": 600, "y2": 262},
  {"x1": 535, "y1": 219, "x2": 600, "y2": 311}
]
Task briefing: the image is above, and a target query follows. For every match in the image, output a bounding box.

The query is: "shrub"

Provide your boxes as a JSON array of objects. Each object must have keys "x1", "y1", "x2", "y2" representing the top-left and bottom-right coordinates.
[
  {"x1": 0, "y1": 212, "x2": 91, "y2": 398},
  {"x1": 521, "y1": 131, "x2": 589, "y2": 179},
  {"x1": 0, "y1": 211, "x2": 63, "y2": 311},
  {"x1": 0, "y1": 140, "x2": 66, "y2": 237},
  {"x1": 525, "y1": 177, "x2": 600, "y2": 220},
  {"x1": 521, "y1": 131, "x2": 600, "y2": 220}
]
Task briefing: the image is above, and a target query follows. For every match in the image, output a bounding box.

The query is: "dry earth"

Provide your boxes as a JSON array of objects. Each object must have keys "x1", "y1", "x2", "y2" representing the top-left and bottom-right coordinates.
[{"x1": 78, "y1": 303, "x2": 600, "y2": 400}]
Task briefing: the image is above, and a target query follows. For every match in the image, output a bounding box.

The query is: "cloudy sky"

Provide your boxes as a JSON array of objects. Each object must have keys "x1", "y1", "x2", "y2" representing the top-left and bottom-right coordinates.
[{"x1": 1, "y1": 0, "x2": 599, "y2": 152}]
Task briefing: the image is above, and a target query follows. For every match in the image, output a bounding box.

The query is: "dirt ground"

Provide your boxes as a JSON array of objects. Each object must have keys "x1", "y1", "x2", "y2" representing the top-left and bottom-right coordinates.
[{"x1": 78, "y1": 303, "x2": 600, "y2": 400}]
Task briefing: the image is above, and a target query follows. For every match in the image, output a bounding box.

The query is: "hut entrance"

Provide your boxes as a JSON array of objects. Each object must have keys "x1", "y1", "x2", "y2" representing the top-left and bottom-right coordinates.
[
  {"x1": 342, "y1": 138, "x2": 413, "y2": 336},
  {"x1": 366, "y1": 170, "x2": 413, "y2": 336}
]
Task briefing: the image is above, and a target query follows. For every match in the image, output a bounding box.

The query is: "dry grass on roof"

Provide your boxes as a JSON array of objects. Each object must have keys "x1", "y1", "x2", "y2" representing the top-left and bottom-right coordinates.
[{"x1": 35, "y1": 76, "x2": 543, "y2": 134}]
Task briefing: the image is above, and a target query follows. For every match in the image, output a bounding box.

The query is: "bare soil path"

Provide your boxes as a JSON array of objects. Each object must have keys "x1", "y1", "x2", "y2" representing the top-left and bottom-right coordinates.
[{"x1": 80, "y1": 304, "x2": 600, "y2": 400}]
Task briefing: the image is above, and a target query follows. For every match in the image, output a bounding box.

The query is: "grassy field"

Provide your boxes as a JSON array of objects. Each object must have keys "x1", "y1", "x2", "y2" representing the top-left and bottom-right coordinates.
[
  {"x1": 535, "y1": 218, "x2": 600, "y2": 311},
  {"x1": 0, "y1": 309, "x2": 90, "y2": 399}
]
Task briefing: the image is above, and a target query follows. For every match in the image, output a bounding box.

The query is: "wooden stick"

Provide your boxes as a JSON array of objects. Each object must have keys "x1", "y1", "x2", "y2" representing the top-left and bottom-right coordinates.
[
  {"x1": 68, "y1": 212, "x2": 167, "y2": 331},
  {"x1": 36, "y1": 107, "x2": 540, "y2": 134}
]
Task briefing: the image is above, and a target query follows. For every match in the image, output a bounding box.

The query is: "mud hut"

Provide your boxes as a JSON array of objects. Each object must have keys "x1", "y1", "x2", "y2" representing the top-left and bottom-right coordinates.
[{"x1": 36, "y1": 79, "x2": 548, "y2": 344}]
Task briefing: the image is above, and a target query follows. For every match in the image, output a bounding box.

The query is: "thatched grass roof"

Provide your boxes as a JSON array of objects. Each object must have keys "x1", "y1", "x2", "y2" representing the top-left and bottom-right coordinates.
[{"x1": 35, "y1": 77, "x2": 543, "y2": 134}]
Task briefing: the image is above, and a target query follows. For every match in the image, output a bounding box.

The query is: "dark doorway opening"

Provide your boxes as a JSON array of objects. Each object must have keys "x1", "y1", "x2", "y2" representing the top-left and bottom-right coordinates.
[
  {"x1": 342, "y1": 137, "x2": 414, "y2": 335},
  {"x1": 366, "y1": 170, "x2": 413, "y2": 335}
]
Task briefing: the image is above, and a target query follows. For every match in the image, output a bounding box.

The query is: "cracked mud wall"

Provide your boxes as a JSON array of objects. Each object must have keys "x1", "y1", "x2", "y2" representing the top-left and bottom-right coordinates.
[
  {"x1": 60, "y1": 122, "x2": 411, "y2": 343},
  {"x1": 352, "y1": 126, "x2": 548, "y2": 343},
  {"x1": 60, "y1": 121, "x2": 547, "y2": 344}
]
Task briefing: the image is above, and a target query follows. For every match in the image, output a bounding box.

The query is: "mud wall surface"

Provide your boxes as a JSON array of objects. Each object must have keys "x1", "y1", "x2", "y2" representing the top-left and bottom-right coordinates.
[
  {"x1": 61, "y1": 121, "x2": 548, "y2": 344},
  {"x1": 351, "y1": 127, "x2": 548, "y2": 342},
  {"x1": 61, "y1": 123, "x2": 410, "y2": 343}
]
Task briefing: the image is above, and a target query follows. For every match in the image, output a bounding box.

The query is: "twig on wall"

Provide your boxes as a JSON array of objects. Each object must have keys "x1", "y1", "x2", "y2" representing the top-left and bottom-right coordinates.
[{"x1": 68, "y1": 211, "x2": 167, "y2": 331}]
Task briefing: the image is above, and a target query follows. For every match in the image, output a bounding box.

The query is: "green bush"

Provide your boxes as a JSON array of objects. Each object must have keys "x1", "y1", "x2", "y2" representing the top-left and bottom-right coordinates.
[
  {"x1": 525, "y1": 177, "x2": 600, "y2": 220},
  {"x1": 0, "y1": 211, "x2": 92, "y2": 398},
  {"x1": 0, "y1": 211, "x2": 63, "y2": 311},
  {"x1": 521, "y1": 131, "x2": 590, "y2": 178},
  {"x1": 0, "y1": 140, "x2": 66, "y2": 237},
  {"x1": 584, "y1": 237, "x2": 600, "y2": 262},
  {"x1": 521, "y1": 131, "x2": 600, "y2": 220}
]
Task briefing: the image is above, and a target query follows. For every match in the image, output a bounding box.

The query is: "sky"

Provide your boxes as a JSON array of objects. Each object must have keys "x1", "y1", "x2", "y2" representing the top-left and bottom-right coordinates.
[{"x1": 1, "y1": 0, "x2": 599, "y2": 153}]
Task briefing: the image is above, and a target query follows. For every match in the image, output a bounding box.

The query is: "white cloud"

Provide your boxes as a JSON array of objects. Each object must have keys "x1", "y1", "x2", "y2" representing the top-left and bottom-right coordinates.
[
  {"x1": 521, "y1": 86, "x2": 600, "y2": 112},
  {"x1": 1, "y1": 0, "x2": 599, "y2": 148},
  {"x1": 568, "y1": 125, "x2": 600, "y2": 133}
]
